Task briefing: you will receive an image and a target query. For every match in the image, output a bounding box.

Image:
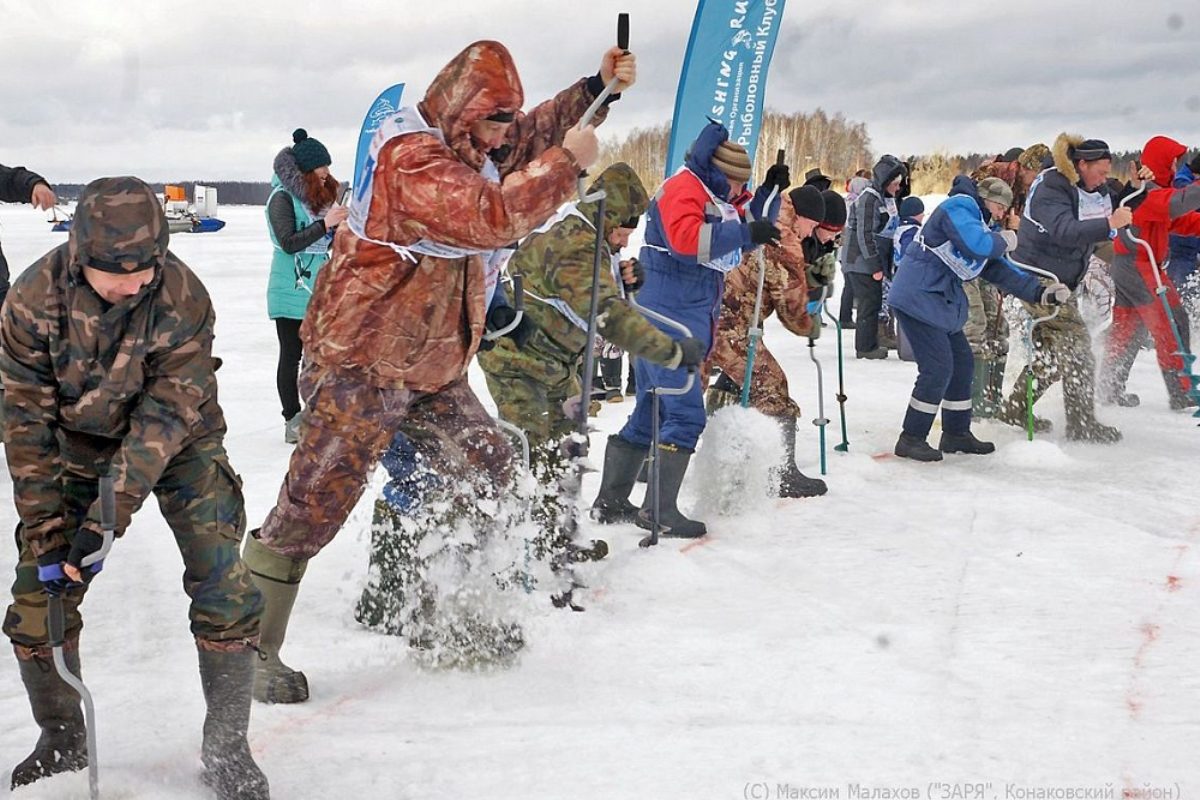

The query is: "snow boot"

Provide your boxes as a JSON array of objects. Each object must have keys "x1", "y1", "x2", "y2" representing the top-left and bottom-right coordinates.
[
  {"x1": 1164, "y1": 369, "x2": 1198, "y2": 410},
  {"x1": 938, "y1": 429, "x2": 996, "y2": 455},
  {"x1": 1098, "y1": 329, "x2": 1142, "y2": 407},
  {"x1": 242, "y1": 533, "x2": 309, "y2": 704},
  {"x1": 856, "y1": 347, "x2": 888, "y2": 360},
  {"x1": 776, "y1": 416, "x2": 827, "y2": 497},
  {"x1": 894, "y1": 432, "x2": 943, "y2": 462},
  {"x1": 197, "y1": 647, "x2": 271, "y2": 800},
  {"x1": 995, "y1": 367, "x2": 1053, "y2": 433},
  {"x1": 1063, "y1": 364, "x2": 1121, "y2": 443},
  {"x1": 10, "y1": 644, "x2": 88, "y2": 790},
  {"x1": 636, "y1": 443, "x2": 707, "y2": 538},
  {"x1": 877, "y1": 319, "x2": 898, "y2": 350},
  {"x1": 283, "y1": 413, "x2": 302, "y2": 445},
  {"x1": 590, "y1": 435, "x2": 647, "y2": 524}
]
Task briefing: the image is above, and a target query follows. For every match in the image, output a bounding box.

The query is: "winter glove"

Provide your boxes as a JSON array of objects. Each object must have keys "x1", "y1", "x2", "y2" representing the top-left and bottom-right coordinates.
[
  {"x1": 621, "y1": 257, "x2": 645, "y2": 294},
  {"x1": 1040, "y1": 282, "x2": 1071, "y2": 306},
  {"x1": 999, "y1": 230, "x2": 1019, "y2": 253},
  {"x1": 486, "y1": 305, "x2": 537, "y2": 350},
  {"x1": 36, "y1": 528, "x2": 106, "y2": 595},
  {"x1": 748, "y1": 220, "x2": 781, "y2": 246},
  {"x1": 805, "y1": 253, "x2": 838, "y2": 289},
  {"x1": 763, "y1": 163, "x2": 791, "y2": 194},
  {"x1": 667, "y1": 336, "x2": 707, "y2": 369}
]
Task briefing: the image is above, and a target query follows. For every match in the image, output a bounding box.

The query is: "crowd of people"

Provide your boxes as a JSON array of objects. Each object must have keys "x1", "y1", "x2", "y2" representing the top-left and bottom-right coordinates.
[{"x1": 2, "y1": 33, "x2": 1199, "y2": 800}]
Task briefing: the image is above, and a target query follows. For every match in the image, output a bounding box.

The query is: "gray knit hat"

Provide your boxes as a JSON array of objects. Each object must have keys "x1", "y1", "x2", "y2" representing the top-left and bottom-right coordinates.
[{"x1": 977, "y1": 177, "x2": 1014, "y2": 208}]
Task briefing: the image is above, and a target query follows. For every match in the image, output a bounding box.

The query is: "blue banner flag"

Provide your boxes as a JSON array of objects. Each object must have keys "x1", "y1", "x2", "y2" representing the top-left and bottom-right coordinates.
[
  {"x1": 353, "y1": 83, "x2": 405, "y2": 191},
  {"x1": 664, "y1": 0, "x2": 786, "y2": 178}
]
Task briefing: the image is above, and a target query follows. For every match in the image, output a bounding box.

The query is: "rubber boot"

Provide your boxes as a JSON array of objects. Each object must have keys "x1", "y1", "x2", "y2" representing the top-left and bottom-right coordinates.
[
  {"x1": 242, "y1": 533, "x2": 309, "y2": 704},
  {"x1": 590, "y1": 435, "x2": 647, "y2": 524},
  {"x1": 1063, "y1": 362, "x2": 1121, "y2": 443},
  {"x1": 1164, "y1": 369, "x2": 1198, "y2": 410},
  {"x1": 856, "y1": 347, "x2": 888, "y2": 360},
  {"x1": 10, "y1": 645, "x2": 88, "y2": 790},
  {"x1": 984, "y1": 357, "x2": 1008, "y2": 416},
  {"x1": 877, "y1": 319, "x2": 898, "y2": 350},
  {"x1": 938, "y1": 429, "x2": 996, "y2": 455},
  {"x1": 969, "y1": 358, "x2": 991, "y2": 418},
  {"x1": 894, "y1": 432, "x2": 943, "y2": 462},
  {"x1": 776, "y1": 416, "x2": 828, "y2": 497},
  {"x1": 995, "y1": 366, "x2": 1053, "y2": 433},
  {"x1": 636, "y1": 443, "x2": 707, "y2": 538},
  {"x1": 198, "y1": 647, "x2": 271, "y2": 800},
  {"x1": 1099, "y1": 326, "x2": 1142, "y2": 407}
]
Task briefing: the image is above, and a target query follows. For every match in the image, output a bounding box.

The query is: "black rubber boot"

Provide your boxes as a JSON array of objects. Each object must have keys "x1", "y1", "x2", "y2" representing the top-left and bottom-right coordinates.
[
  {"x1": 1164, "y1": 369, "x2": 1198, "y2": 410},
  {"x1": 1099, "y1": 328, "x2": 1143, "y2": 407},
  {"x1": 894, "y1": 432, "x2": 943, "y2": 462},
  {"x1": 776, "y1": 416, "x2": 827, "y2": 497},
  {"x1": 938, "y1": 430, "x2": 996, "y2": 455},
  {"x1": 198, "y1": 648, "x2": 271, "y2": 800},
  {"x1": 590, "y1": 435, "x2": 647, "y2": 524},
  {"x1": 636, "y1": 444, "x2": 707, "y2": 538},
  {"x1": 242, "y1": 533, "x2": 309, "y2": 704},
  {"x1": 10, "y1": 645, "x2": 88, "y2": 790}
]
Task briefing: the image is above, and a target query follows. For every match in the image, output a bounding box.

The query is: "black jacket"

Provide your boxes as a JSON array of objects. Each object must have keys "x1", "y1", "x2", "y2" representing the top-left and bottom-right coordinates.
[
  {"x1": 1012, "y1": 168, "x2": 1113, "y2": 289},
  {"x1": 0, "y1": 164, "x2": 50, "y2": 305}
]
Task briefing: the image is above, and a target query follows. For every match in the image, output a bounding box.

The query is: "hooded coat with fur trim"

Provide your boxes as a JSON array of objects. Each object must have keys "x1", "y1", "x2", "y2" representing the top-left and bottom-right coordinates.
[
  {"x1": 301, "y1": 41, "x2": 605, "y2": 391},
  {"x1": 266, "y1": 147, "x2": 334, "y2": 319},
  {"x1": 1011, "y1": 133, "x2": 1116, "y2": 288}
]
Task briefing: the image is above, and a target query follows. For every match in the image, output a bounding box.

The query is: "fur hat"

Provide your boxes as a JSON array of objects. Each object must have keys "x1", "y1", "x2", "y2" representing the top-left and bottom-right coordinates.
[
  {"x1": 291, "y1": 128, "x2": 332, "y2": 173},
  {"x1": 712, "y1": 140, "x2": 753, "y2": 183},
  {"x1": 977, "y1": 177, "x2": 1014, "y2": 209}
]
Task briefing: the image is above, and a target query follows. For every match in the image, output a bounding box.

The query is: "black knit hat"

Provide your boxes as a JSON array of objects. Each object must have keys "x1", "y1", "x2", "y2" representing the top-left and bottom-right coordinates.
[
  {"x1": 788, "y1": 185, "x2": 825, "y2": 223},
  {"x1": 818, "y1": 189, "x2": 846, "y2": 229},
  {"x1": 292, "y1": 128, "x2": 332, "y2": 173},
  {"x1": 1070, "y1": 139, "x2": 1112, "y2": 163}
]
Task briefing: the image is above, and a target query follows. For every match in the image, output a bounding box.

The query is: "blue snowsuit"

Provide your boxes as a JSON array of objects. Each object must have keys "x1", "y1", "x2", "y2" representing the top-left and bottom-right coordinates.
[
  {"x1": 888, "y1": 179, "x2": 1043, "y2": 438},
  {"x1": 617, "y1": 122, "x2": 779, "y2": 450}
]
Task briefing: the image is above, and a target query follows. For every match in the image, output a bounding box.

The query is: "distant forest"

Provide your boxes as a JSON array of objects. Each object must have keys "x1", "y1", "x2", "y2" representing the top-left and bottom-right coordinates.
[{"x1": 52, "y1": 181, "x2": 272, "y2": 204}]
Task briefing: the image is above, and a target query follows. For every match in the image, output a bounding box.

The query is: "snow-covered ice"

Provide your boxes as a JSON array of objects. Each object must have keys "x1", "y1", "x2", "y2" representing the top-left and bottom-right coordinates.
[{"x1": 1, "y1": 205, "x2": 1197, "y2": 799}]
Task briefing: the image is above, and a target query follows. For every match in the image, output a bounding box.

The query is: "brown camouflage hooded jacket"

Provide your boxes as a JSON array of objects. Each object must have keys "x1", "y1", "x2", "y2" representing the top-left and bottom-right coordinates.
[
  {"x1": 1, "y1": 177, "x2": 225, "y2": 557},
  {"x1": 303, "y1": 40, "x2": 608, "y2": 391},
  {"x1": 711, "y1": 201, "x2": 815, "y2": 380}
]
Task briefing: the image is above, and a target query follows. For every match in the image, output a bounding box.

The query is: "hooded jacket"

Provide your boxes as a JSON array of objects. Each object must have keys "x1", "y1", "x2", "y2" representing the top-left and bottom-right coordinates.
[
  {"x1": 301, "y1": 41, "x2": 603, "y2": 391},
  {"x1": 266, "y1": 146, "x2": 333, "y2": 319},
  {"x1": 484, "y1": 162, "x2": 676, "y2": 365},
  {"x1": 1168, "y1": 162, "x2": 1200, "y2": 272},
  {"x1": 843, "y1": 155, "x2": 907, "y2": 275},
  {"x1": 636, "y1": 121, "x2": 780, "y2": 350},
  {"x1": 1, "y1": 177, "x2": 226, "y2": 557},
  {"x1": 888, "y1": 176, "x2": 1041, "y2": 333},
  {"x1": 1011, "y1": 133, "x2": 1116, "y2": 288}
]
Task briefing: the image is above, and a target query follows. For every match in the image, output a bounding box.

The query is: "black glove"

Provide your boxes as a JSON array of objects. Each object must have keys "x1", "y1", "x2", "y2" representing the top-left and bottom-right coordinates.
[
  {"x1": 672, "y1": 337, "x2": 707, "y2": 369},
  {"x1": 487, "y1": 305, "x2": 538, "y2": 350},
  {"x1": 622, "y1": 257, "x2": 645, "y2": 294},
  {"x1": 36, "y1": 529, "x2": 105, "y2": 595},
  {"x1": 763, "y1": 163, "x2": 791, "y2": 193},
  {"x1": 748, "y1": 220, "x2": 781, "y2": 246}
]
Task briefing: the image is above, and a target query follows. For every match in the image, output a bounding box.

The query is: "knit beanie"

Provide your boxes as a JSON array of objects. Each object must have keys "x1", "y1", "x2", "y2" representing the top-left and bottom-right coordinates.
[
  {"x1": 788, "y1": 185, "x2": 825, "y2": 222},
  {"x1": 818, "y1": 189, "x2": 847, "y2": 230},
  {"x1": 292, "y1": 128, "x2": 332, "y2": 173},
  {"x1": 1018, "y1": 143, "x2": 1050, "y2": 172},
  {"x1": 712, "y1": 140, "x2": 753, "y2": 183},
  {"x1": 899, "y1": 196, "x2": 925, "y2": 218},
  {"x1": 977, "y1": 177, "x2": 1014, "y2": 208}
]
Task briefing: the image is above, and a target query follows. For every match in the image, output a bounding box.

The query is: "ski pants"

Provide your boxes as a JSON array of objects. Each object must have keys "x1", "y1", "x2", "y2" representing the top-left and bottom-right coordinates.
[
  {"x1": 256, "y1": 364, "x2": 513, "y2": 562},
  {"x1": 618, "y1": 357, "x2": 706, "y2": 451},
  {"x1": 847, "y1": 272, "x2": 883, "y2": 353},
  {"x1": 4, "y1": 430, "x2": 261, "y2": 651},
  {"x1": 893, "y1": 309, "x2": 974, "y2": 438},
  {"x1": 1103, "y1": 301, "x2": 1190, "y2": 392}
]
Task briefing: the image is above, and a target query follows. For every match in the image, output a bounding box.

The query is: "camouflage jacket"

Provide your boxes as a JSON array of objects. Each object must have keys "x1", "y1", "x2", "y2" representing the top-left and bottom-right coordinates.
[
  {"x1": 507, "y1": 162, "x2": 676, "y2": 365},
  {"x1": 1, "y1": 247, "x2": 225, "y2": 557},
  {"x1": 711, "y1": 203, "x2": 815, "y2": 380},
  {"x1": 303, "y1": 41, "x2": 605, "y2": 392}
]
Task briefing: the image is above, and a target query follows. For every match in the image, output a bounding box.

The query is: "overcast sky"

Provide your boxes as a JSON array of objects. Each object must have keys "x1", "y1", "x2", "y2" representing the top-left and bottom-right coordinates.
[{"x1": 2, "y1": 0, "x2": 1198, "y2": 182}]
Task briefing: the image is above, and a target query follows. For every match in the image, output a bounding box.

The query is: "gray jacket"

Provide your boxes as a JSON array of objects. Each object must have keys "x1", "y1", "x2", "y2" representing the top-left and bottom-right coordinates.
[{"x1": 842, "y1": 156, "x2": 906, "y2": 275}]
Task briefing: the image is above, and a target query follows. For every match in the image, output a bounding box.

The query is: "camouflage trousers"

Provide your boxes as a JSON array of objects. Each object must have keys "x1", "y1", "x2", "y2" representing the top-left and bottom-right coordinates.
[
  {"x1": 963, "y1": 279, "x2": 1010, "y2": 359},
  {"x1": 4, "y1": 430, "x2": 261, "y2": 650},
  {"x1": 1010, "y1": 291, "x2": 1099, "y2": 420},
  {"x1": 708, "y1": 335, "x2": 801, "y2": 419},
  {"x1": 257, "y1": 364, "x2": 514, "y2": 562}
]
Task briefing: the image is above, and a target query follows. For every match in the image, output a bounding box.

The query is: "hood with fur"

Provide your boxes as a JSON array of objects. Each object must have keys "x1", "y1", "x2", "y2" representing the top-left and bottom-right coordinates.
[
  {"x1": 272, "y1": 147, "x2": 307, "y2": 201},
  {"x1": 1052, "y1": 133, "x2": 1086, "y2": 185}
]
